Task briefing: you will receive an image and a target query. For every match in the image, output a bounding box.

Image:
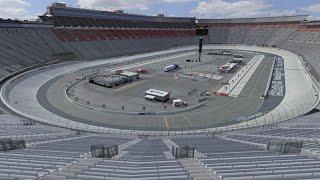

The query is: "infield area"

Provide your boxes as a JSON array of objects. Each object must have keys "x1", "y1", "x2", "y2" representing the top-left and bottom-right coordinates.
[{"x1": 36, "y1": 49, "x2": 279, "y2": 131}]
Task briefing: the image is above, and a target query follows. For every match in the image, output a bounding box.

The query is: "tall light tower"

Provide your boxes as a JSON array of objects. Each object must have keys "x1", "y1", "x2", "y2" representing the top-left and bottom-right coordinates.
[
  {"x1": 198, "y1": 37, "x2": 203, "y2": 62},
  {"x1": 196, "y1": 26, "x2": 208, "y2": 62}
]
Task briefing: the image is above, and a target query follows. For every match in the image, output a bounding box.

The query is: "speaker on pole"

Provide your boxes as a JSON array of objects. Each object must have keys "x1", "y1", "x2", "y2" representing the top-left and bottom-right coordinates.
[{"x1": 196, "y1": 26, "x2": 208, "y2": 36}]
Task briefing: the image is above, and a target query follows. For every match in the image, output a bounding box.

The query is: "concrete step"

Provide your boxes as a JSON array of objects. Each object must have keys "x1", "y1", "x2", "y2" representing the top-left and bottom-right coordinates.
[
  {"x1": 56, "y1": 172, "x2": 76, "y2": 176},
  {"x1": 63, "y1": 158, "x2": 99, "y2": 173},
  {"x1": 70, "y1": 160, "x2": 96, "y2": 166},
  {"x1": 194, "y1": 177, "x2": 215, "y2": 180},
  {"x1": 179, "y1": 158, "x2": 217, "y2": 180},
  {"x1": 188, "y1": 169, "x2": 211, "y2": 173},
  {"x1": 40, "y1": 175, "x2": 67, "y2": 180},
  {"x1": 162, "y1": 138, "x2": 177, "y2": 159},
  {"x1": 39, "y1": 172, "x2": 76, "y2": 180},
  {"x1": 63, "y1": 167, "x2": 86, "y2": 173},
  {"x1": 114, "y1": 138, "x2": 142, "y2": 159}
]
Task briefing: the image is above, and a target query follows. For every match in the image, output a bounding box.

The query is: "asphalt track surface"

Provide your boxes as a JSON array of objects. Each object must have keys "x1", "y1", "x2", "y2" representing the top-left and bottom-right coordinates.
[{"x1": 37, "y1": 51, "x2": 276, "y2": 131}]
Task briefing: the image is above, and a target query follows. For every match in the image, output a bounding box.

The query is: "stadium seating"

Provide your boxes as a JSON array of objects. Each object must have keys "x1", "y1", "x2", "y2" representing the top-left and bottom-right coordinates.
[
  {"x1": 0, "y1": 10, "x2": 196, "y2": 79},
  {"x1": 0, "y1": 114, "x2": 134, "y2": 179},
  {"x1": 53, "y1": 159, "x2": 191, "y2": 180},
  {"x1": 0, "y1": 26, "x2": 196, "y2": 79},
  {"x1": 172, "y1": 136, "x2": 320, "y2": 180},
  {"x1": 2, "y1": 8, "x2": 320, "y2": 180},
  {"x1": 53, "y1": 29, "x2": 195, "y2": 42},
  {"x1": 50, "y1": 15, "x2": 195, "y2": 30},
  {"x1": 205, "y1": 22, "x2": 320, "y2": 81}
]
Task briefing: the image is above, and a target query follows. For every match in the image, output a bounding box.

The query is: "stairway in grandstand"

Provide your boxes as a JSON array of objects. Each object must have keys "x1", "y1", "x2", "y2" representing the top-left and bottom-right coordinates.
[{"x1": 163, "y1": 138, "x2": 216, "y2": 179}]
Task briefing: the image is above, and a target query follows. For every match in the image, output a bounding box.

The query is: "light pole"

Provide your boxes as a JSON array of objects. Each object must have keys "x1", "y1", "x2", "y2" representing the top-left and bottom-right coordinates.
[
  {"x1": 196, "y1": 26, "x2": 208, "y2": 62},
  {"x1": 198, "y1": 36, "x2": 203, "y2": 62}
]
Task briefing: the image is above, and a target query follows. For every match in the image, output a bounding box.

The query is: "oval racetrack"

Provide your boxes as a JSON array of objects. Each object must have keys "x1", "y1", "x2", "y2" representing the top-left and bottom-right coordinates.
[{"x1": 1, "y1": 45, "x2": 319, "y2": 135}]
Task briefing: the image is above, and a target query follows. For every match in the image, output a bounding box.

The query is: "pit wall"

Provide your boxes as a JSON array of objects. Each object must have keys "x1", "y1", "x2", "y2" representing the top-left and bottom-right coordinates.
[
  {"x1": 216, "y1": 54, "x2": 264, "y2": 96},
  {"x1": 1, "y1": 44, "x2": 319, "y2": 135}
]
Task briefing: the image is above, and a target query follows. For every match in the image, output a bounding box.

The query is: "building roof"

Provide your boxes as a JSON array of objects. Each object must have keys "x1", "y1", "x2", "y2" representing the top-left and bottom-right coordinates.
[
  {"x1": 145, "y1": 89, "x2": 170, "y2": 97},
  {"x1": 46, "y1": 3, "x2": 196, "y2": 23},
  {"x1": 120, "y1": 71, "x2": 139, "y2": 77}
]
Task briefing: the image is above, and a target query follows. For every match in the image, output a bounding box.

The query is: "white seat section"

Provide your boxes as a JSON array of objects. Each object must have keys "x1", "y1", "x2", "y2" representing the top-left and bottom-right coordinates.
[{"x1": 171, "y1": 136, "x2": 320, "y2": 180}]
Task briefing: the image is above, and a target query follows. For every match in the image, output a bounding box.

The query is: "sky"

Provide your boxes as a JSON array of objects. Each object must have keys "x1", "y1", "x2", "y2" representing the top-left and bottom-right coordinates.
[{"x1": 1, "y1": 0, "x2": 320, "y2": 20}]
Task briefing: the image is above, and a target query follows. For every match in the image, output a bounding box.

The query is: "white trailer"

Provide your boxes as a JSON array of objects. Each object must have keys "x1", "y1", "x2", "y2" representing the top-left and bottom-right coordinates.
[
  {"x1": 164, "y1": 64, "x2": 179, "y2": 72},
  {"x1": 145, "y1": 89, "x2": 170, "y2": 102},
  {"x1": 233, "y1": 53, "x2": 243, "y2": 58},
  {"x1": 218, "y1": 62, "x2": 238, "y2": 73},
  {"x1": 222, "y1": 50, "x2": 232, "y2": 55}
]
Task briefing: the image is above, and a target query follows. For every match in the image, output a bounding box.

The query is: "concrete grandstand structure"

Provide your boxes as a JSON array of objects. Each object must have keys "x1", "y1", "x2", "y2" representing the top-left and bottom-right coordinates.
[{"x1": 1, "y1": 2, "x2": 320, "y2": 179}]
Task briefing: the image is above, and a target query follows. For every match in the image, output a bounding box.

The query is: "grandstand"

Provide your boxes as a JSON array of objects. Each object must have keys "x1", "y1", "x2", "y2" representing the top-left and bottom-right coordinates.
[
  {"x1": 0, "y1": 1, "x2": 320, "y2": 179},
  {"x1": 199, "y1": 15, "x2": 320, "y2": 80},
  {"x1": 0, "y1": 3, "x2": 196, "y2": 80}
]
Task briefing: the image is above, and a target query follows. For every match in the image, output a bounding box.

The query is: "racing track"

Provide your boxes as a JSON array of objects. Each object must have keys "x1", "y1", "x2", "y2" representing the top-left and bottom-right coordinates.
[{"x1": 1, "y1": 45, "x2": 319, "y2": 135}]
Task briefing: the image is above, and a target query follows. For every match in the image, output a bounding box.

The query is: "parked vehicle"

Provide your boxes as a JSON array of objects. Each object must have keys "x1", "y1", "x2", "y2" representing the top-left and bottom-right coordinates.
[{"x1": 164, "y1": 64, "x2": 179, "y2": 72}]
